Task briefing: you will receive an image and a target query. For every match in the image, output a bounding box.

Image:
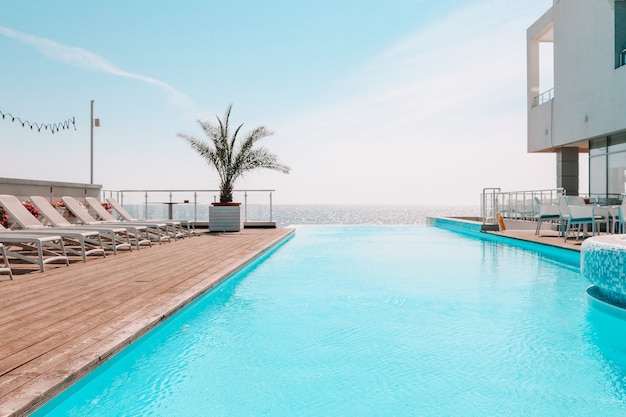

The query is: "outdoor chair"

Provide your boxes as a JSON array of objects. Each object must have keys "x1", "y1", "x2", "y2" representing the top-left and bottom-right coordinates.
[
  {"x1": 29, "y1": 196, "x2": 134, "y2": 255},
  {"x1": 61, "y1": 196, "x2": 151, "y2": 250},
  {"x1": 618, "y1": 206, "x2": 626, "y2": 234},
  {"x1": 0, "y1": 194, "x2": 106, "y2": 262},
  {"x1": 0, "y1": 243, "x2": 13, "y2": 279},
  {"x1": 534, "y1": 197, "x2": 562, "y2": 235},
  {"x1": 558, "y1": 197, "x2": 570, "y2": 238},
  {"x1": 84, "y1": 197, "x2": 173, "y2": 244},
  {"x1": 566, "y1": 195, "x2": 612, "y2": 234},
  {"x1": 0, "y1": 224, "x2": 69, "y2": 272},
  {"x1": 561, "y1": 196, "x2": 608, "y2": 241},
  {"x1": 106, "y1": 197, "x2": 194, "y2": 238},
  {"x1": 608, "y1": 198, "x2": 626, "y2": 234}
]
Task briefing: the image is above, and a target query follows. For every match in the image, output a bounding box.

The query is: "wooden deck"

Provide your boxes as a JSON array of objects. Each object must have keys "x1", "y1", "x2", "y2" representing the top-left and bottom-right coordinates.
[
  {"x1": 0, "y1": 227, "x2": 294, "y2": 417},
  {"x1": 488, "y1": 229, "x2": 584, "y2": 252}
]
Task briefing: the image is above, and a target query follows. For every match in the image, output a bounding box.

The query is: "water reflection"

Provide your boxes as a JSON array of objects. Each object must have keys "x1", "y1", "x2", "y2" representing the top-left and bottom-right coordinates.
[{"x1": 584, "y1": 307, "x2": 626, "y2": 402}]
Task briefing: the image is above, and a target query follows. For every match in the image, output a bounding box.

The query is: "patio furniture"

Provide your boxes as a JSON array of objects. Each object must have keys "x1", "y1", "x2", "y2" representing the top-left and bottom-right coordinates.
[
  {"x1": 0, "y1": 225, "x2": 69, "y2": 272},
  {"x1": 84, "y1": 197, "x2": 172, "y2": 244},
  {"x1": 0, "y1": 243, "x2": 13, "y2": 279},
  {"x1": 0, "y1": 194, "x2": 106, "y2": 262},
  {"x1": 61, "y1": 196, "x2": 151, "y2": 250},
  {"x1": 534, "y1": 197, "x2": 562, "y2": 235},
  {"x1": 562, "y1": 197, "x2": 609, "y2": 241},
  {"x1": 29, "y1": 196, "x2": 133, "y2": 255},
  {"x1": 106, "y1": 197, "x2": 194, "y2": 238}
]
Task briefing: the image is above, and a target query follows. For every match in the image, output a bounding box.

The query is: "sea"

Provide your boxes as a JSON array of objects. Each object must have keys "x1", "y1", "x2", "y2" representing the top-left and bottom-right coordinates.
[{"x1": 127, "y1": 204, "x2": 481, "y2": 227}]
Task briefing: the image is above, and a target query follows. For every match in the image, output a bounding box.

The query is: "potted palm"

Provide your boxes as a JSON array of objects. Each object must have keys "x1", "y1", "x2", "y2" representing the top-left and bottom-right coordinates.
[{"x1": 178, "y1": 104, "x2": 290, "y2": 231}]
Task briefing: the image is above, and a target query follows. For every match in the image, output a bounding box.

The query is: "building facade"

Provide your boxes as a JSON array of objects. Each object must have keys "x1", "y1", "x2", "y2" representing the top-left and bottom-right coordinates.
[{"x1": 528, "y1": 0, "x2": 626, "y2": 202}]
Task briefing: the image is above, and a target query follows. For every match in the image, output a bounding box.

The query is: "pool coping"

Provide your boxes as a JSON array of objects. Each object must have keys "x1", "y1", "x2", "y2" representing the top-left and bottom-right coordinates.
[{"x1": 428, "y1": 216, "x2": 581, "y2": 268}]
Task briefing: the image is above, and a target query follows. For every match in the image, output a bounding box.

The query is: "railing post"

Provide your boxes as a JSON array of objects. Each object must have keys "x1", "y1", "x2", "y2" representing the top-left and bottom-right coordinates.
[
  {"x1": 144, "y1": 192, "x2": 148, "y2": 220},
  {"x1": 244, "y1": 191, "x2": 248, "y2": 223},
  {"x1": 194, "y1": 192, "x2": 198, "y2": 223},
  {"x1": 269, "y1": 191, "x2": 273, "y2": 222}
]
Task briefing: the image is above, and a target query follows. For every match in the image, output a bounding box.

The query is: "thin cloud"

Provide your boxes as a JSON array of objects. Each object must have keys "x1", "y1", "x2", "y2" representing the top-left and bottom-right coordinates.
[
  {"x1": 271, "y1": 0, "x2": 555, "y2": 204},
  {"x1": 0, "y1": 25, "x2": 192, "y2": 107}
]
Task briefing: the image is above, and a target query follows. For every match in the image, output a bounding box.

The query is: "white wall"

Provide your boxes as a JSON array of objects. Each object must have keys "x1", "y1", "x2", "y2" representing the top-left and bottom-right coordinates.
[{"x1": 528, "y1": 0, "x2": 626, "y2": 152}]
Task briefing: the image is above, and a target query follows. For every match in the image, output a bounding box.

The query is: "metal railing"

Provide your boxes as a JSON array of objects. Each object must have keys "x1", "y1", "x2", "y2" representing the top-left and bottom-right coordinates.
[
  {"x1": 532, "y1": 88, "x2": 554, "y2": 107},
  {"x1": 99, "y1": 189, "x2": 275, "y2": 224},
  {"x1": 481, "y1": 188, "x2": 500, "y2": 226},
  {"x1": 481, "y1": 188, "x2": 566, "y2": 226}
]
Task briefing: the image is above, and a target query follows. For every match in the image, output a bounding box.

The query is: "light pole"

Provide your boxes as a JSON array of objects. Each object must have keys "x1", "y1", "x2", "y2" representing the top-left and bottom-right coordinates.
[{"x1": 90, "y1": 100, "x2": 100, "y2": 184}]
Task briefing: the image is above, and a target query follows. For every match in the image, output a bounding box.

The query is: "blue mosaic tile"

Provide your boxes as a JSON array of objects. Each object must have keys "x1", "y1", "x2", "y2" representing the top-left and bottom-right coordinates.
[{"x1": 581, "y1": 236, "x2": 626, "y2": 306}]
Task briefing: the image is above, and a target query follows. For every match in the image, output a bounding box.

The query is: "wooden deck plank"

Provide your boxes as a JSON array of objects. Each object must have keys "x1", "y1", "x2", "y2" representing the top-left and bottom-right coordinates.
[
  {"x1": 488, "y1": 229, "x2": 585, "y2": 252},
  {"x1": 0, "y1": 228, "x2": 294, "y2": 417}
]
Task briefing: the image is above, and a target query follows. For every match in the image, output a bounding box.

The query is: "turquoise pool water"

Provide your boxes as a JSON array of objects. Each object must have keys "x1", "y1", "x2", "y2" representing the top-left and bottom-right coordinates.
[{"x1": 34, "y1": 226, "x2": 626, "y2": 416}]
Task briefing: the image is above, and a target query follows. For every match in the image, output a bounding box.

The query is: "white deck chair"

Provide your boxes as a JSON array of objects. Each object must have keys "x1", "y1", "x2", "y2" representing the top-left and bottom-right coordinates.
[
  {"x1": 84, "y1": 197, "x2": 172, "y2": 244},
  {"x1": 0, "y1": 243, "x2": 13, "y2": 280},
  {"x1": 106, "y1": 197, "x2": 194, "y2": 238},
  {"x1": 0, "y1": 225, "x2": 69, "y2": 272},
  {"x1": 0, "y1": 194, "x2": 106, "y2": 262},
  {"x1": 61, "y1": 196, "x2": 151, "y2": 250},
  {"x1": 29, "y1": 196, "x2": 133, "y2": 255}
]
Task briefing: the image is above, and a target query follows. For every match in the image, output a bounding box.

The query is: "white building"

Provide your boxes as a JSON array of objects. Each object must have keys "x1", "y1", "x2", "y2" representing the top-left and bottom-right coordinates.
[{"x1": 528, "y1": 0, "x2": 626, "y2": 202}]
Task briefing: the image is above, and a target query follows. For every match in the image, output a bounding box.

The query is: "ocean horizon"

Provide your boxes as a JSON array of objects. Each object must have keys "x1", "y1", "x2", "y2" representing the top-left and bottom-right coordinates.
[{"x1": 125, "y1": 204, "x2": 481, "y2": 228}]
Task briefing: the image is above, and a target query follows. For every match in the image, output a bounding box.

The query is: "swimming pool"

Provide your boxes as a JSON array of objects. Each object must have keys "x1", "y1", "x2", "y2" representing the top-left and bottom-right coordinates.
[{"x1": 33, "y1": 226, "x2": 626, "y2": 416}]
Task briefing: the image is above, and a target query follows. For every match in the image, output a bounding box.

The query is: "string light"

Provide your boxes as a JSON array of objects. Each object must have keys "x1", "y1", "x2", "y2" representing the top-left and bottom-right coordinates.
[{"x1": 0, "y1": 109, "x2": 76, "y2": 134}]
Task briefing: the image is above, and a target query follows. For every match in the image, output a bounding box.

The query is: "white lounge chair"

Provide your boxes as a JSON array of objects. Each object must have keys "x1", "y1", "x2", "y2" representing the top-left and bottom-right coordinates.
[
  {"x1": 61, "y1": 196, "x2": 151, "y2": 250},
  {"x1": 0, "y1": 224, "x2": 69, "y2": 272},
  {"x1": 29, "y1": 196, "x2": 133, "y2": 255},
  {"x1": 0, "y1": 194, "x2": 106, "y2": 262},
  {"x1": 106, "y1": 197, "x2": 194, "y2": 238},
  {"x1": 84, "y1": 197, "x2": 172, "y2": 244},
  {"x1": 0, "y1": 243, "x2": 13, "y2": 280}
]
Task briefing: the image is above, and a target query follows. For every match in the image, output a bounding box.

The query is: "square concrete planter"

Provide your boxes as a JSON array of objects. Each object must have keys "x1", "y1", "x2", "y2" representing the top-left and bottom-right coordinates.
[{"x1": 209, "y1": 203, "x2": 244, "y2": 232}]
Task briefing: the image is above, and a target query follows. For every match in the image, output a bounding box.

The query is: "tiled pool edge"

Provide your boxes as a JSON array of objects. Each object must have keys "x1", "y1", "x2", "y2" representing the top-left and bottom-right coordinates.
[
  {"x1": 581, "y1": 235, "x2": 626, "y2": 309},
  {"x1": 428, "y1": 217, "x2": 580, "y2": 268}
]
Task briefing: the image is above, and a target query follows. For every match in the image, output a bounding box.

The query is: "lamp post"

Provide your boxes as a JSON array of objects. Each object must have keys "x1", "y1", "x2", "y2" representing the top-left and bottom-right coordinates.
[{"x1": 90, "y1": 100, "x2": 100, "y2": 184}]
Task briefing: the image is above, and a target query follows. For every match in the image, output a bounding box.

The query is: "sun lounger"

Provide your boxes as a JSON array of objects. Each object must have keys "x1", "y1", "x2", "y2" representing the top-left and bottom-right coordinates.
[
  {"x1": 61, "y1": 196, "x2": 151, "y2": 250},
  {"x1": 84, "y1": 197, "x2": 172, "y2": 244},
  {"x1": 106, "y1": 197, "x2": 195, "y2": 238},
  {"x1": 0, "y1": 243, "x2": 13, "y2": 279},
  {"x1": 0, "y1": 194, "x2": 106, "y2": 262},
  {"x1": 0, "y1": 225, "x2": 69, "y2": 272},
  {"x1": 29, "y1": 196, "x2": 134, "y2": 255}
]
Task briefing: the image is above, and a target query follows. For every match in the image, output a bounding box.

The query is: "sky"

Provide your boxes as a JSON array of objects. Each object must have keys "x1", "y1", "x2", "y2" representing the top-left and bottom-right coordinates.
[{"x1": 0, "y1": 0, "x2": 576, "y2": 205}]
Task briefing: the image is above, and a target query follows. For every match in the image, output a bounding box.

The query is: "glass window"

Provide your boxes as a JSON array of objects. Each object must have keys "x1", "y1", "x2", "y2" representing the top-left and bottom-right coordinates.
[
  {"x1": 608, "y1": 151, "x2": 626, "y2": 196},
  {"x1": 590, "y1": 138, "x2": 607, "y2": 156},
  {"x1": 589, "y1": 154, "x2": 607, "y2": 197},
  {"x1": 609, "y1": 132, "x2": 626, "y2": 153}
]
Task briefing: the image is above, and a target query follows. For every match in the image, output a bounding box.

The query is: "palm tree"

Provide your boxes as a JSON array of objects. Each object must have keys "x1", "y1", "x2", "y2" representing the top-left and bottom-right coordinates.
[{"x1": 177, "y1": 104, "x2": 290, "y2": 203}]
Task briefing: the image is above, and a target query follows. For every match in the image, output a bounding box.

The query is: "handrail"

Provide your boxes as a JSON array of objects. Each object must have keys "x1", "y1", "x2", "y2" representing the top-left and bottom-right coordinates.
[
  {"x1": 99, "y1": 188, "x2": 275, "y2": 224},
  {"x1": 532, "y1": 88, "x2": 554, "y2": 107},
  {"x1": 481, "y1": 188, "x2": 500, "y2": 226},
  {"x1": 481, "y1": 188, "x2": 566, "y2": 225}
]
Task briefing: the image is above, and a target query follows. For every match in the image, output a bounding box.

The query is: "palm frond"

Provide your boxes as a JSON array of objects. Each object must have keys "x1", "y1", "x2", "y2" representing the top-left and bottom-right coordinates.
[{"x1": 178, "y1": 104, "x2": 289, "y2": 202}]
